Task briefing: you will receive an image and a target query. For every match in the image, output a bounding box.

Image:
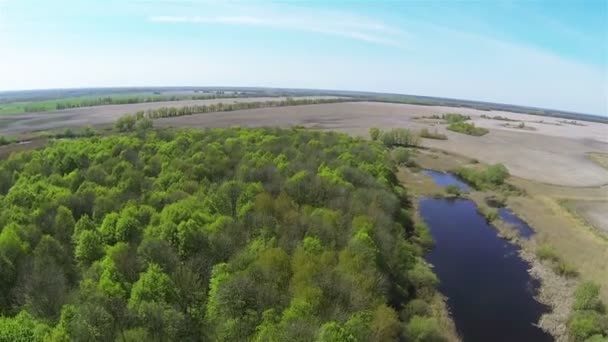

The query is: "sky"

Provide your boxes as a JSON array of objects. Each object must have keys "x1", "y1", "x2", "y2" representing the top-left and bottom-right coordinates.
[{"x1": 0, "y1": 0, "x2": 606, "y2": 115}]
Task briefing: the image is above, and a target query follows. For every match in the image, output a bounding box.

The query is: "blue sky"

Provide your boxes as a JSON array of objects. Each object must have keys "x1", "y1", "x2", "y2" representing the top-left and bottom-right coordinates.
[{"x1": 0, "y1": 0, "x2": 606, "y2": 115}]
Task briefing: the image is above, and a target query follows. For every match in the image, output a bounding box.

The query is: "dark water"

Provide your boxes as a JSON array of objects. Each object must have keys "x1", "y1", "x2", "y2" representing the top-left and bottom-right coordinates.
[
  {"x1": 420, "y1": 198, "x2": 551, "y2": 342},
  {"x1": 422, "y1": 169, "x2": 471, "y2": 191},
  {"x1": 498, "y1": 207, "x2": 536, "y2": 239}
]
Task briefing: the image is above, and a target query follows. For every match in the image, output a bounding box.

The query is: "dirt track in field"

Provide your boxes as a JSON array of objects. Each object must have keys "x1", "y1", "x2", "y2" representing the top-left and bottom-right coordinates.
[{"x1": 1, "y1": 100, "x2": 607, "y2": 187}]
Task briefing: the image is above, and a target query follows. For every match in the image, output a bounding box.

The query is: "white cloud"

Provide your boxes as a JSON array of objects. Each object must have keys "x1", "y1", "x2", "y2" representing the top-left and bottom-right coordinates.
[{"x1": 148, "y1": 12, "x2": 409, "y2": 49}]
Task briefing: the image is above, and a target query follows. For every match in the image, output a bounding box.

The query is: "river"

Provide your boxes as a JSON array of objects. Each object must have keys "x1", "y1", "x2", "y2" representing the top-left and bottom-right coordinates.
[{"x1": 420, "y1": 170, "x2": 551, "y2": 341}]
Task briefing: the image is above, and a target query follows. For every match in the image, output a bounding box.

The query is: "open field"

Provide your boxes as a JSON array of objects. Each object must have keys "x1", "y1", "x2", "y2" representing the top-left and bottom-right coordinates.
[
  {"x1": 0, "y1": 96, "x2": 341, "y2": 135},
  {"x1": 588, "y1": 152, "x2": 608, "y2": 170},
  {"x1": 1, "y1": 101, "x2": 606, "y2": 187}
]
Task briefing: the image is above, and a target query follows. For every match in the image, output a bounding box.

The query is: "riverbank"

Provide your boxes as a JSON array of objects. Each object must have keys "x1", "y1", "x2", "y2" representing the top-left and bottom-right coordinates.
[{"x1": 395, "y1": 147, "x2": 602, "y2": 341}]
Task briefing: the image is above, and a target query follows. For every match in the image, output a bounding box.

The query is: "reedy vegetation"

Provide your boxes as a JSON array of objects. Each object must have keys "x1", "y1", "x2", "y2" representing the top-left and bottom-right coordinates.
[{"x1": 0, "y1": 127, "x2": 443, "y2": 341}]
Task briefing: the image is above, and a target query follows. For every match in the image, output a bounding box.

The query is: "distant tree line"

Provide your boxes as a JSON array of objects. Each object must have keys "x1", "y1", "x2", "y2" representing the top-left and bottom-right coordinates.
[
  {"x1": 117, "y1": 97, "x2": 353, "y2": 121},
  {"x1": 53, "y1": 94, "x2": 261, "y2": 110}
]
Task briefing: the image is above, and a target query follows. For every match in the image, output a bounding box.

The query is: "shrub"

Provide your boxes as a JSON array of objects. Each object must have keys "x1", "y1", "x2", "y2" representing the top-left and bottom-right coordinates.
[
  {"x1": 413, "y1": 221, "x2": 434, "y2": 250},
  {"x1": 477, "y1": 205, "x2": 498, "y2": 222},
  {"x1": 115, "y1": 114, "x2": 137, "y2": 132},
  {"x1": 573, "y1": 282, "x2": 604, "y2": 312},
  {"x1": 536, "y1": 244, "x2": 559, "y2": 262},
  {"x1": 380, "y1": 128, "x2": 420, "y2": 148},
  {"x1": 553, "y1": 260, "x2": 578, "y2": 278},
  {"x1": 369, "y1": 127, "x2": 380, "y2": 141},
  {"x1": 584, "y1": 335, "x2": 608, "y2": 342},
  {"x1": 392, "y1": 147, "x2": 410, "y2": 165},
  {"x1": 419, "y1": 128, "x2": 447, "y2": 140},
  {"x1": 569, "y1": 311, "x2": 604, "y2": 341},
  {"x1": 442, "y1": 113, "x2": 470, "y2": 123},
  {"x1": 536, "y1": 244, "x2": 578, "y2": 277},
  {"x1": 404, "y1": 315, "x2": 443, "y2": 342},
  {"x1": 445, "y1": 185, "x2": 461, "y2": 196},
  {"x1": 0, "y1": 135, "x2": 12, "y2": 146},
  {"x1": 485, "y1": 164, "x2": 509, "y2": 185},
  {"x1": 456, "y1": 164, "x2": 509, "y2": 189},
  {"x1": 447, "y1": 121, "x2": 489, "y2": 136},
  {"x1": 485, "y1": 195, "x2": 506, "y2": 208},
  {"x1": 402, "y1": 299, "x2": 431, "y2": 320}
]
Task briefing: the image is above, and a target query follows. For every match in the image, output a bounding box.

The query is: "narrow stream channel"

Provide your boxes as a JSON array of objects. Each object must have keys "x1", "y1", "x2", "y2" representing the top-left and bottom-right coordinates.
[{"x1": 420, "y1": 170, "x2": 551, "y2": 342}]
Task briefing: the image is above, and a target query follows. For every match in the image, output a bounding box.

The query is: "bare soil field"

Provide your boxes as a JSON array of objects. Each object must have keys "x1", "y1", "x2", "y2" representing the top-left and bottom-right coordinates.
[
  {"x1": 1, "y1": 101, "x2": 606, "y2": 187},
  {"x1": 0, "y1": 96, "x2": 339, "y2": 135},
  {"x1": 153, "y1": 102, "x2": 608, "y2": 187}
]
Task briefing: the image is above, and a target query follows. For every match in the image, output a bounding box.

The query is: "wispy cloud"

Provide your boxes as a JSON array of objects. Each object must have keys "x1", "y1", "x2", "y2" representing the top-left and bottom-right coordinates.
[{"x1": 148, "y1": 12, "x2": 409, "y2": 49}]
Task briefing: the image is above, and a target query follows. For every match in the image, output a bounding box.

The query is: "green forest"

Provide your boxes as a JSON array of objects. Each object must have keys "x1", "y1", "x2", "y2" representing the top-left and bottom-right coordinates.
[{"x1": 0, "y1": 128, "x2": 441, "y2": 341}]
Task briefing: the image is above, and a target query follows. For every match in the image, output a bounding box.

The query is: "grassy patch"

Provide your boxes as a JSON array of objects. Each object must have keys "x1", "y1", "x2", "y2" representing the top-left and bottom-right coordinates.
[
  {"x1": 442, "y1": 113, "x2": 470, "y2": 123},
  {"x1": 476, "y1": 204, "x2": 498, "y2": 222},
  {"x1": 455, "y1": 164, "x2": 510, "y2": 190},
  {"x1": 536, "y1": 243, "x2": 578, "y2": 278},
  {"x1": 447, "y1": 121, "x2": 489, "y2": 136},
  {"x1": 587, "y1": 152, "x2": 608, "y2": 171},
  {"x1": 568, "y1": 282, "x2": 608, "y2": 341}
]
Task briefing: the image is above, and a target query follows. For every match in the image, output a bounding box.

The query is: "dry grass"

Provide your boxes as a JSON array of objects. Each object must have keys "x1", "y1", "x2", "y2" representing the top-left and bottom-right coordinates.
[
  {"x1": 508, "y1": 195, "x2": 608, "y2": 302},
  {"x1": 430, "y1": 293, "x2": 461, "y2": 342},
  {"x1": 587, "y1": 152, "x2": 608, "y2": 170}
]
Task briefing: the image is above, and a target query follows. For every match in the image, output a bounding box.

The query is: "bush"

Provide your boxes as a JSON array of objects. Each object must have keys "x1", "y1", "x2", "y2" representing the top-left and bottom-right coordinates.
[
  {"x1": 0, "y1": 135, "x2": 12, "y2": 146},
  {"x1": 569, "y1": 311, "x2": 605, "y2": 341},
  {"x1": 477, "y1": 205, "x2": 498, "y2": 222},
  {"x1": 456, "y1": 164, "x2": 509, "y2": 189},
  {"x1": 413, "y1": 222, "x2": 434, "y2": 250},
  {"x1": 445, "y1": 185, "x2": 460, "y2": 196},
  {"x1": 447, "y1": 121, "x2": 489, "y2": 136},
  {"x1": 442, "y1": 113, "x2": 470, "y2": 123},
  {"x1": 419, "y1": 128, "x2": 447, "y2": 140},
  {"x1": 404, "y1": 315, "x2": 444, "y2": 342},
  {"x1": 369, "y1": 127, "x2": 380, "y2": 141},
  {"x1": 554, "y1": 260, "x2": 578, "y2": 278},
  {"x1": 380, "y1": 128, "x2": 420, "y2": 148},
  {"x1": 402, "y1": 299, "x2": 431, "y2": 320},
  {"x1": 573, "y1": 282, "x2": 604, "y2": 312},
  {"x1": 392, "y1": 147, "x2": 410, "y2": 165},
  {"x1": 536, "y1": 244, "x2": 578, "y2": 277},
  {"x1": 485, "y1": 195, "x2": 506, "y2": 208},
  {"x1": 536, "y1": 244, "x2": 559, "y2": 262},
  {"x1": 115, "y1": 114, "x2": 137, "y2": 132}
]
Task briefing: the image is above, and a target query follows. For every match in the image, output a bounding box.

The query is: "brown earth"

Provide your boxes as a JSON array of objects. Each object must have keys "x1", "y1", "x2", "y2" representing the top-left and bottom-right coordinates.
[
  {"x1": 0, "y1": 96, "x2": 339, "y2": 135},
  {"x1": 1, "y1": 100, "x2": 607, "y2": 187}
]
